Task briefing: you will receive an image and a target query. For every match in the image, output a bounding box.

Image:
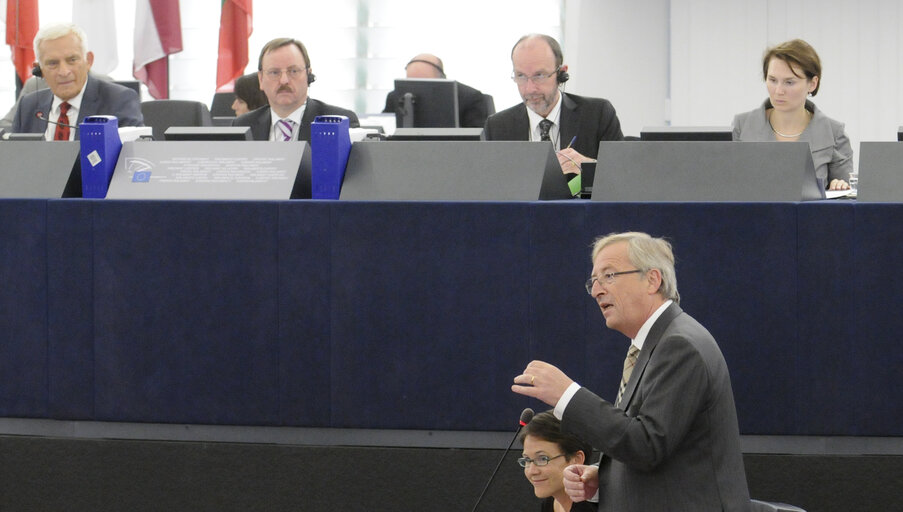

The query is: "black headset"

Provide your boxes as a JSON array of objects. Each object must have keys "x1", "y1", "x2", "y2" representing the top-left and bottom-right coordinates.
[
  {"x1": 31, "y1": 63, "x2": 42, "y2": 78},
  {"x1": 405, "y1": 58, "x2": 446, "y2": 79},
  {"x1": 557, "y1": 67, "x2": 569, "y2": 84}
]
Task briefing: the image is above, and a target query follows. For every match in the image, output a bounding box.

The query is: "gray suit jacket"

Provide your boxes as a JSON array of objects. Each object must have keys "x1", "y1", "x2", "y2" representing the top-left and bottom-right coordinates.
[
  {"x1": 232, "y1": 99, "x2": 360, "y2": 141},
  {"x1": 732, "y1": 99, "x2": 853, "y2": 185},
  {"x1": 562, "y1": 303, "x2": 750, "y2": 512},
  {"x1": 11, "y1": 76, "x2": 143, "y2": 138},
  {"x1": 483, "y1": 92, "x2": 623, "y2": 159}
]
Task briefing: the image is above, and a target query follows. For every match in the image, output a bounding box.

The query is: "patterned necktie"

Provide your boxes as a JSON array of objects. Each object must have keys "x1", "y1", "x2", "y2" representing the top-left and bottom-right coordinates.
[
  {"x1": 54, "y1": 102, "x2": 71, "y2": 141},
  {"x1": 538, "y1": 118, "x2": 553, "y2": 142},
  {"x1": 276, "y1": 119, "x2": 295, "y2": 141},
  {"x1": 616, "y1": 345, "x2": 640, "y2": 407}
]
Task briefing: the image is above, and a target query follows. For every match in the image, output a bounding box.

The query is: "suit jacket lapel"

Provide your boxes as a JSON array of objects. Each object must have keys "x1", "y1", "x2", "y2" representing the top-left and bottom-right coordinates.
[
  {"x1": 35, "y1": 90, "x2": 55, "y2": 133},
  {"x1": 299, "y1": 99, "x2": 318, "y2": 141},
  {"x1": 511, "y1": 104, "x2": 530, "y2": 141},
  {"x1": 253, "y1": 107, "x2": 272, "y2": 141},
  {"x1": 76, "y1": 77, "x2": 99, "y2": 126},
  {"x1": 620, "y1": 303, "x2": 683, "y2": 409},
  {"x1": 558, "y1": 92, "x2": 579, "y2": 148}
]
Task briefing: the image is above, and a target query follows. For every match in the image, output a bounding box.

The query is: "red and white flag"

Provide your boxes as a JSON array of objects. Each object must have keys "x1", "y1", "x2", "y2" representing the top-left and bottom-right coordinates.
[
  {"x1": 216, "y1": 0, "x2": 252, "y2": 92},
  {"x1": 6, "y1": 0, "x2": 39, "y2": 86},
  {"x1": 133, "y1": 0, "x2": 182, "y2": 99}
]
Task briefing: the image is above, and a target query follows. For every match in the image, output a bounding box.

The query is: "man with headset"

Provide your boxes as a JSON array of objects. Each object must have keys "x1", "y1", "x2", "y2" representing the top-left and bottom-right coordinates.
[
  {"x1": 10, "y1": 23, "x2": 143, "y2": 140},
  {"x1": 382, "y1": 53, "x2": 490, "y2": 128},
  {"x1": 483, "y1": 34, "x2": 623, "y2": 175},
  {"x1": 233, "y1": 37, "x2": 359, "y2": 142}
]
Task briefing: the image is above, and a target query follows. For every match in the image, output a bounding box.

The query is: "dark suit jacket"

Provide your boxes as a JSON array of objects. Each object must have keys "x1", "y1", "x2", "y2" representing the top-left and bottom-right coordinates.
[
  {"x1": 12, "y1": 76, "x2": 144, "y2": 138},
  {"x1": 561, "y1": 303, "x2": 750, "y2": 512},
  {"x1": 232, "y1": 99, "x2": 360, "y2": 141},
  {"x1": 382, "y1": 81, "x2": 489, "y2": 128},
  {"x1": 483, "y1": 92, "x2": 623, "y2": 159}
]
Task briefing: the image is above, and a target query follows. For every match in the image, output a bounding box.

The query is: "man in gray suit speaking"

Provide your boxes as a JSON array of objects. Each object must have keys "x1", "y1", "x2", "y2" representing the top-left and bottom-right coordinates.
[{"x1": 513, "y1": 232, "x2": 750, "y2": 512}]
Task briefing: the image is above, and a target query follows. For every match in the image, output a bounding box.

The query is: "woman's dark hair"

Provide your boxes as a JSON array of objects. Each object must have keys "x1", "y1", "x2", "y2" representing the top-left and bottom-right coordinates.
[
  {"x1": 520, "y1": 411, "x2": 593, "y2": 460},
  {"x1": 234, "y1": 73, "x2": 268, "y2": 111}
]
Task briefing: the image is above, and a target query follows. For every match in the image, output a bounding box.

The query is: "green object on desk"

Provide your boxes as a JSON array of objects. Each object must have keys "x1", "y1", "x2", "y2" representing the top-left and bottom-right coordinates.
[{"x1": 568, "y1": 174, "x2": 581, "y2": 196}]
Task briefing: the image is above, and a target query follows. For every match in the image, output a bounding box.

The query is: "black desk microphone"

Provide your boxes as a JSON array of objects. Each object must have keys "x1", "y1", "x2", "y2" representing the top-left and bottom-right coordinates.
[
  {"x1": 470, "y1": 408, "x2": 534, "y2": 512},
  {"x1": 35, "y1": 111, "x2": 79, "y2": 131}
]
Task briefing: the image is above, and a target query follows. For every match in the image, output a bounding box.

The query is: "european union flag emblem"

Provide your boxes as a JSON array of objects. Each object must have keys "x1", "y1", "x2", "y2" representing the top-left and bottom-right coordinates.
[{"x1": 132, "y1": 171, "x2": 151, "y2": 182}]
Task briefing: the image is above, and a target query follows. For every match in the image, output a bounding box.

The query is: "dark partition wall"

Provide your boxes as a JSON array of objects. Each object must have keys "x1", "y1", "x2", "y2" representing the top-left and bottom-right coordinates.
[{"x1": 1, "y1": 199, "x2": 901, "y2": 437}]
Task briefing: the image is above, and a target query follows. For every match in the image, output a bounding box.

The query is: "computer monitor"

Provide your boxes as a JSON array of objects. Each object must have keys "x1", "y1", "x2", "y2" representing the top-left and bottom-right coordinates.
[
  {"x1": 388, "y1": 127, "x2": 483, "y2": 141},
  {"x1": 164, "y1": 126, "x2": 253, "y2": 141},
  {"x1": 640, "y1": 126, "x2": 733, "y2": 141},
  {"x1": 391, "y1": 78, "x2": 460, "y2": 128},
  {"x1": 3, "y1": 132, "x2": 45, "y2": 141},
  {"x1": 897, "y1": 126, "x2": 903, "y2": 141}
]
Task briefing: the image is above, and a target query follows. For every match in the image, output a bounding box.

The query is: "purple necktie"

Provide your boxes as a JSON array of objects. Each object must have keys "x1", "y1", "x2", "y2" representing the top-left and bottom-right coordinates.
[{"x1": 276, "y1": 119, "x2": 295, "y2": 141}]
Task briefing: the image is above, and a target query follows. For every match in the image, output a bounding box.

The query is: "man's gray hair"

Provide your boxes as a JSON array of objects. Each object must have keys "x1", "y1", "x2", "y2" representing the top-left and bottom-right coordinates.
[
  {"x1": 591, "y1": 232, "x2": 680, "y2": 304},
  {"x1": 34, "y1": 23, "x2": 88, "y2": 62}
]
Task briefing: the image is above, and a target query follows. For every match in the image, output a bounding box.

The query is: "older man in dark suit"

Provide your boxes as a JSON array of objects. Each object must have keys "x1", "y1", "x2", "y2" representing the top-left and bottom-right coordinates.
[
  {"x1": 513, "y1": 232, "x2": 751, "y2": 512},
  {"x1": 12, "y1": 23, "x2": 143, "y2": 139},
  {"x1": 232, "y1": 38, "x2": 359, "y2": 141},
  {"x1": 484, "y1": 34, "x2": 622, "y2": 176}
]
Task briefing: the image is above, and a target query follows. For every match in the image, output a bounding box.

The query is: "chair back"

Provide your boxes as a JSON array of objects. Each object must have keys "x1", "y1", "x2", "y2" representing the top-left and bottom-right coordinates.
[
  {"x1": 210, "y1": 92, "x2": 237, "y2": 117},
  {"x1": 141, "y1": 100, "x2": 213, "y2": 141}
]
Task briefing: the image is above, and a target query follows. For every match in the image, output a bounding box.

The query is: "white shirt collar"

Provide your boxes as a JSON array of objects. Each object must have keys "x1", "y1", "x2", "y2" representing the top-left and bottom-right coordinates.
[
  {"x1": 525, "y1": 92, "x2": 563, "y2": 148},
  {"x1": 631, "y1": 300, "x2": 673, "y2": 351},
  {"x1": 44, "y1": 82, "x2": 87, "y2": 141},
  {"x1": 269, "y1": 101, "x2": 307, "y2": 141}
]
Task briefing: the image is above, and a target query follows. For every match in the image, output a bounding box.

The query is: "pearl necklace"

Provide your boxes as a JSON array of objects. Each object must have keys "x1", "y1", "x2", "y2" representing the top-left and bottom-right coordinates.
[{"x1": 769, "y1": 110, "x2": 812, "y2": 138}]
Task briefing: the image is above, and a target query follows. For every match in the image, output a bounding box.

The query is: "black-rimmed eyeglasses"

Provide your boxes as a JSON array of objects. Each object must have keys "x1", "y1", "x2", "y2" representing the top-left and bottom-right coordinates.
[{"x1": 584, "y1": 269, "x2": 643, "y2": 294}]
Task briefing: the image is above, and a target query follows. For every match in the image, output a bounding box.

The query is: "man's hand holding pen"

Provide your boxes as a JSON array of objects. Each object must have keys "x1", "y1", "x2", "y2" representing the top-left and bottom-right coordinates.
[{"x1": 556, "y1": 136, "x2": 596, "y2": 175}]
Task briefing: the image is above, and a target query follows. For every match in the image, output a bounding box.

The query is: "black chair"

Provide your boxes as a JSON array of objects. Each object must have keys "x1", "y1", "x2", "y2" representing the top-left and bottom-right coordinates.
[
  {"x1": 140, "y1": 100, "x2": 213, "y2": 141},
  {"x1": 750, "y1": 499, "x2": 806, "y2": 511},
  {"x1": 114, "y1": 80, "x2": 141, "y2": 100},
  {"x1": 482, "y1": 93, "x2": 496, "y2": 116},
  {"x1": 210, "y1": 92, "x2": 237, "y2": 117}
]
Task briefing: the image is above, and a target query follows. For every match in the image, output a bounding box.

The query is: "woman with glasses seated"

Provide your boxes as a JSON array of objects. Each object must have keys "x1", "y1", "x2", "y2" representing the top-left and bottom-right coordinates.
[
  {"x1": 732, "y1": 38, "x2": 853, "y2": 191},
  {"x1": 520, "y1": 411, "x2": 596, "y2": 511}
]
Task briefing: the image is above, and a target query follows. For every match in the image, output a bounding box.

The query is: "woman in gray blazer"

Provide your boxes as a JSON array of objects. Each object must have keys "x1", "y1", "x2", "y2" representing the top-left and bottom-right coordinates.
[{"x1": 733, "y1": 39, "x2": 853, "y2": 190}]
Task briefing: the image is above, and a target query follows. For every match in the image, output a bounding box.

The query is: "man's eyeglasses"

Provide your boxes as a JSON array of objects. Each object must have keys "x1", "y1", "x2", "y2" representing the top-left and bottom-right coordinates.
[
  {"x1": 584, "y1": 269, "x2": 643, "y2": 294},
  {"x1": 511, "y1": 67, "x2": 560, "y2": 85},
  {"x1": 517, "y1": 454, "x2": 565, "y2": 467},
  {"x1": 262, "y1": 67, "x2": 307, "y2": 80}
]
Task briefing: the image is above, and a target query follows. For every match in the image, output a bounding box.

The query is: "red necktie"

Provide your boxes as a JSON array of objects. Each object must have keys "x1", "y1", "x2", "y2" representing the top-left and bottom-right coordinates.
[{"x1": 54, "y1": 102, "x2": 71, "y2": 141}]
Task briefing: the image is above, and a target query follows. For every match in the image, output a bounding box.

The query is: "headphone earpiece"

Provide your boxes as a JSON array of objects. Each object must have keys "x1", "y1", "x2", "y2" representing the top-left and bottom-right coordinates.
[
  {"x1": 406, "y1": 59, "x2": 446, "y2": 79},
  {"x1": 32, "y1": 63, "x2": 42, "y2": 78},
  {"x1": 307, "y1": 70, "x2": 316, "y2": 85},
  {"x1": 557, "y1": 68, "x2": 569, "y2": 84}
]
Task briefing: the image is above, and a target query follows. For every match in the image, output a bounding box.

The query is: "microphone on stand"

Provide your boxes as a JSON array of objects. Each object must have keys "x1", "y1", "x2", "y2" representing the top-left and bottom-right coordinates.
[
  {"x1": 35, "y1": 111, "x2": 79, "y2": 131},
  {"x1": 470, "y1": 408, "x2": 534, "y2": 512}
]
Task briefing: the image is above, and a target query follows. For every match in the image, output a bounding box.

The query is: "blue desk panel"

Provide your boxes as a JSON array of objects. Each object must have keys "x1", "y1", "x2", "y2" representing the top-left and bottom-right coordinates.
[{"x1": 0, "y1": 199, "x2": 899, "y2": 435}]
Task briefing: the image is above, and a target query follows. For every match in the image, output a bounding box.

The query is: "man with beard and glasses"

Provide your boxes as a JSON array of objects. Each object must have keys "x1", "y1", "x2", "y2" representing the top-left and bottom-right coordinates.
[
  {"x1": 232, "y1": 37, "x2": 359, "y2": 142},
  {"x1": 483, "y1": 34, "x2": 623, "y2": 178}
]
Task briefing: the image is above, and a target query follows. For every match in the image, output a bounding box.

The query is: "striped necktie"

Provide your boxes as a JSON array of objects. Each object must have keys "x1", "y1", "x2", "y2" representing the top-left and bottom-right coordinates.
[
  {"x1": 615, "y1": 344, "x2": 640, "y2": 407},
  {"x1": 276, "y1": 119, "x2": 295, "y2": 141}
]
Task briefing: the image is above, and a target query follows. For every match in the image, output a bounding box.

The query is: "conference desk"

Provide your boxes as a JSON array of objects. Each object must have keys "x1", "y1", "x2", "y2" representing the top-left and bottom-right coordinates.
[{"x1": 0, "y1": 199, "x2": 900, "y2": 437}]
